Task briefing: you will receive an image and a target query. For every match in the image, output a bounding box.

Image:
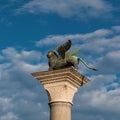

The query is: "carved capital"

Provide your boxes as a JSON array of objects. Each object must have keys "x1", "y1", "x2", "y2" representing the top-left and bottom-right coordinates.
[
  {"x1": 32, "y1": 68, "x2": 90, "y2": 104},
  {"x1": 45, "y1": 81, "x2": 77, "y2": 104}
]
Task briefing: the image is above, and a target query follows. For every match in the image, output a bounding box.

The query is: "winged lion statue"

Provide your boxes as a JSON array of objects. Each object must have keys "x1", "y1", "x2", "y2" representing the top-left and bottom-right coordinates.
[{"x1": 47, "y1": 40, "x2": 98, "y2": 71}]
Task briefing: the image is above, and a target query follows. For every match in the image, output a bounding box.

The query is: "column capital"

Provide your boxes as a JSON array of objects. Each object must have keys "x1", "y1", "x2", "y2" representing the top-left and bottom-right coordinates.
[{"x1": 32, "y1": 68, "x2": 90, "y2": 104}]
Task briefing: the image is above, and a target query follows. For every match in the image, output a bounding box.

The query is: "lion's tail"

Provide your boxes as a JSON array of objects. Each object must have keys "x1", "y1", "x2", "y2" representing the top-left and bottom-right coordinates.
[{"x1": 78, "y1": 57, "x2": 98, "y2": 71}]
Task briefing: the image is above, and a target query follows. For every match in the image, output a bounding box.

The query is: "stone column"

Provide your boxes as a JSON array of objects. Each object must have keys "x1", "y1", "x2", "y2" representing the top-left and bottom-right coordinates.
[{"x1": 32, "y1": 68, "x2": 90, "y2": 120}]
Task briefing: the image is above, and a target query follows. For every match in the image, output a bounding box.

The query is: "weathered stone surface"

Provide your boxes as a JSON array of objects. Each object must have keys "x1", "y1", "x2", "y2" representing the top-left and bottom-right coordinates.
[{"x1": 32, "y1": 68, "x2": 90, "y2": 120}]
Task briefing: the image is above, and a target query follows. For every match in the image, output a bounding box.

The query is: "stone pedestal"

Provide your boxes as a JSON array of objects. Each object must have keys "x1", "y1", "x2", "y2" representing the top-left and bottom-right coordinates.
[{"x1": 32, "y1": 68, "x2": 90, "y2": 120}]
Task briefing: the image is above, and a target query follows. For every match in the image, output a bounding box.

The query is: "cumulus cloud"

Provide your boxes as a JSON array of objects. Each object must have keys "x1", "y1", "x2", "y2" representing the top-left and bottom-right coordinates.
[
  {"x1": 36, "y1": 26, "x2": 120, "y2": 120},
  {"x1": 0, "y1": 112, "x2": 19, "y2": 120},
  {"x1": 98, "y1": 50, "x2": 120, "y2": 74},
  {"x1": 36, "y1": 28, "x2": 113, "y2": 47},
  {"x1": 36, "y1": 26, "x2": 120, "y2": 73},
  {"x1": 16, "y1": 0, "x2": 113, "y2": 18},
  {"x1": 37, "y1": 26, "x2": 120, "y2": 47},
  {"x1": 36, "y1": 34, "x2": 81, "y2": 46},
  {"x1": 1, "y1": 47, "x2": 42, "y2": 63},
  {"x1": 79, "y1": 89, "x2": 120, "y2": 112},
  {"x1": 0, "y1": 47, "x2": 49, "y2": 120},
  {"x1": 0, "y1": 47, "x2": 48, "y2": 95},
  {"x1": 39, "y1": 26, "x2": 120, "y2": 75},
  {"x1": 0, "y1": 97, "x2": 13, "y2": 111},
  {"x1": 73, "y1": 74, "x2": 120, "y2": 120},
  {"x1": 112, "y1": 26, "x2": 120, "y2": 33},
  {"x1": 0, "y1": 25, "x2": 120, "y2": 120},
  {"x1": 1, "y1": 47, "x2": 47, "y2": 72}
]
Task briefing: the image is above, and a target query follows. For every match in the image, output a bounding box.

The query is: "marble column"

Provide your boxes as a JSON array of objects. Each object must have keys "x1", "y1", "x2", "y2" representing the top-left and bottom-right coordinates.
[{"x1": 32, "y1": 68, "x2": 90, "y2": 120}]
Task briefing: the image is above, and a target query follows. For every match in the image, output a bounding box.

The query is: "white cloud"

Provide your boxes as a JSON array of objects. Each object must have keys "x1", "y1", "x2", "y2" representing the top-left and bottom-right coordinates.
[
  {"x1": 36, "y1": 28, "x2": 113, "y2": 46},
  {"x1": 36, "y1": 26, "x2": 120, "y2": 74},
  {"x1": 83, "y1": 74, "x2": 117, "y2": 92},
  {"x1": 36, "y1": 34, "x2": 80, "y2": 46},
  {"x1": 112, "y1": 26, "x2": 120, "y2": 33},
  {"x1": 0, "y1": 97, "x2": 13, "y2": 111},
  {"x1": 0, "y1": 47, "x2": 49, "y2": 120},
  {"x1": 81, "y1": 89, "x2": 120, "y2": 112},
  {"x1": 0, "y1": 26, "x2": 120, "y2": 120},
  {"x1": 107, "y1": 50, "x2": 120, "y2": 60},
  {"x1": 73, "y1": 73, "x2": 120, "y2": 120},
  {"x1": 36, "y1": 26, "x2": 120, "y2": 54},
  {"x1": 1, "y1": 47, "x2": 47, "y2": 73},
  {"x1": 0, "y1": 46, "x2": 49, "y2": 83},
  {"x1": 16, "y1": 0, "x2": 113, "y2": 18},
  {"x1": 0, "y1": 112, "x2": 19, "y2": 120},
  {"x1": 98, "y1": 50, "x2": 120, "y2": 74},
  {"x1": 1, "y1": 47, "x2": 42, "y2": 63}
]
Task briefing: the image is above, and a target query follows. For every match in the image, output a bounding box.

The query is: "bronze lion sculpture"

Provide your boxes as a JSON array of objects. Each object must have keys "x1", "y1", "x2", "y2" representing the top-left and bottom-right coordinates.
[{"x1": 47, "y1": 40, "x2": 97, "y2": 71}]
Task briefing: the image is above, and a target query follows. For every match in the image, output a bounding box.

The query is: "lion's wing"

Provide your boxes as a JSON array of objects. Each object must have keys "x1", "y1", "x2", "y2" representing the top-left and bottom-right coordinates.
[
  {"x1": 65, "y1": 47, "x2": 80, "y2": 58},
  {"x1": 56, "y1": 40, "x2": 72, "y2": 58}
]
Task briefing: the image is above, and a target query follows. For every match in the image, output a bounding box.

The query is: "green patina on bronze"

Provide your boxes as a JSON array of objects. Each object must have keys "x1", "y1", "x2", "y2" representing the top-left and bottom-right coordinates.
[{"x1": 47, "y1": 40, "x2": 98, "y2": 71}]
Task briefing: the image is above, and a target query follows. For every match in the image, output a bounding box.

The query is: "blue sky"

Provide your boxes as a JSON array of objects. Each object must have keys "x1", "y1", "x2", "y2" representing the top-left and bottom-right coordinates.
[{"x1": 0, "y1": 0, "x2": 120, "y2": 120}]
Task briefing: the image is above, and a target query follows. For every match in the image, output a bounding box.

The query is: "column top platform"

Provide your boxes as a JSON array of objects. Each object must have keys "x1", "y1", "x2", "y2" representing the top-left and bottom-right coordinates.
[{"x1": 32, "y1": 68, "x2": 90, "y2": 88}]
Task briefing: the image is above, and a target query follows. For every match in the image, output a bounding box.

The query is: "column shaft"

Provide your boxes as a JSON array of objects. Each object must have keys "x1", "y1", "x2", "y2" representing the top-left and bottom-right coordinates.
[{"x1": 49, "y1": 101, "x2": 72, "y2": 120}]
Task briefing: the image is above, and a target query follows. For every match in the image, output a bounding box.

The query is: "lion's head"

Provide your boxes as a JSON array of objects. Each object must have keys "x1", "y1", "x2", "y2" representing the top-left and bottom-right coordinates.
[{"x1": 47, "y1": 50, "x2": 58, "y2": 58}]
